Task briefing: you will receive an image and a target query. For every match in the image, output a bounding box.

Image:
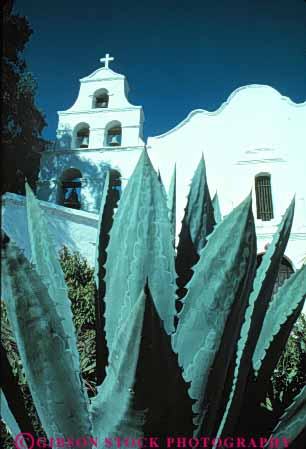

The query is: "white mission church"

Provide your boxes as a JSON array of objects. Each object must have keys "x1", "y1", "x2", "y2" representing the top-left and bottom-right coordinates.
[{"x1": 3, "y1": 54, "x2": 306, "y2": 287}]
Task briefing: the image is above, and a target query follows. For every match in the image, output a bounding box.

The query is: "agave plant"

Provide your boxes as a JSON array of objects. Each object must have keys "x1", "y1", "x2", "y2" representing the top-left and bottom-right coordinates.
[{"x1": 1, "y1": 150, "x2": 306, "y2": 449}]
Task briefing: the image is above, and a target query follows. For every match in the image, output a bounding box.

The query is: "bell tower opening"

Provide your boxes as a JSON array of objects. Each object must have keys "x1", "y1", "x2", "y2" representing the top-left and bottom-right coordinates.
[
  {"x1": 58, "y1": 168, "x2": 82, "y2": 209},
  {"x1": 105, "y1": 121, "x2": 122, "y2": 147},
  {"x1": 74, "y1": 123, "x2": 90, "y2": 149},
  {"x1": 93, "y1": 88, "x2": 109, "y2": 108},
  {"x1": 109, "y1": 169, "x2": 122, "y2": 203}
]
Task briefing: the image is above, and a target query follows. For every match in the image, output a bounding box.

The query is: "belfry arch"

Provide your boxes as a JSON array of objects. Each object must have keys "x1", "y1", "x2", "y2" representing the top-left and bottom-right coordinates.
[
  {"x1": 105, "y1": 121, "x2": 122, "y2": 147},
  {"x1": 73, "y1": 123, "x2": 90, "y2": 149},
  {"x1": 58, "y1": 168, "x2": 82, "y2": 210},
  {"x1": 92, "y1": 88, "x2": 109, "y2": 108},
  {"x1": 109, "y1": 169, "x2": 122, "y2": 203}
]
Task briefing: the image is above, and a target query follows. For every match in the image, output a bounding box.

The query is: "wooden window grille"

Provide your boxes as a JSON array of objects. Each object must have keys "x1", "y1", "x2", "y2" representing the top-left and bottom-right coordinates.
[{"x1": 255, "y1": 174, "x2": 274, "y2": 221}]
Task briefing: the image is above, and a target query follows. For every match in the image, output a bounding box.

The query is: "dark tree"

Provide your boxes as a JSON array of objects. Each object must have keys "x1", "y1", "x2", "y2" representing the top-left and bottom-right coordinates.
[{"x1": 1, "y1": 0, "x2": 47, "y2": 195}]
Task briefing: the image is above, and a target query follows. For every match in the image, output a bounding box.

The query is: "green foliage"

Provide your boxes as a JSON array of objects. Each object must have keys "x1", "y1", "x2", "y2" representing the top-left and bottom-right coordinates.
[
  {"x1": 2, "y1": 1, "x2": 47, "y2": 194},
  {"x1": 271, "y1": 313, "x2": 306, "y2": 408},
  {"x1": 77, "y1": 329, "x2": 97, "y2": 396},
  {"x1": 265, "y1": 384, "x2": 306, "y2": 449},
  {"x1": 1, "y1": 303, "x2": 25, "y2": 385},
  {"x1": 253, "y1": 258, "x2": 305, "y2": 383},
  {"x1": 59, "y1": 246, "x2": 96, "y2": 330},
  {"x1": 2, "y1": 150, "x2": 306, "y2": 447}
]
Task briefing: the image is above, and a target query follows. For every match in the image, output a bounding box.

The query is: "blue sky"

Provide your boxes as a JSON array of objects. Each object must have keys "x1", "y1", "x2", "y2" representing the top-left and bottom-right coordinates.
[{"x1": 15, "y1": 0, "x2": 306, "y2": 141}]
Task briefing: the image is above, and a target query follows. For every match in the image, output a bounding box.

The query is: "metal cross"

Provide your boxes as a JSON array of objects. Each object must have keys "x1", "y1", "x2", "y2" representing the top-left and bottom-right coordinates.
[{"x1": 100, "y1": 53, "x2": 114, "y2": 68}]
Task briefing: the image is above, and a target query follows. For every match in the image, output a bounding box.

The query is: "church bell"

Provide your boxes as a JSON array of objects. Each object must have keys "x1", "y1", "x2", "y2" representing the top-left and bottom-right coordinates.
[
  {"x1": 109, "y1": 135, "x2": 120, "y2": 146},
  {"x1": 81, "y1": 136, "x2": 89, "y2": 146}
]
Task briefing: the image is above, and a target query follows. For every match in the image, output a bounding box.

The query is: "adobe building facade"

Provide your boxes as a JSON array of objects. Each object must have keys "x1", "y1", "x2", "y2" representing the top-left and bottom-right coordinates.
[{"x1": 2, "y1": 54, "x2": 306, "y2": 276}]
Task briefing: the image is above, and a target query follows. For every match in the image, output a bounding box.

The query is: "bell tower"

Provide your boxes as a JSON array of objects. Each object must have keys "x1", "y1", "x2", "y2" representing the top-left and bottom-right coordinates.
[
  {"x1": 37, "y1": 54, "x2": 145, "y2": 213},
  {"x1": 55, "y1": 53, "x2": 144, "y2": 150}
]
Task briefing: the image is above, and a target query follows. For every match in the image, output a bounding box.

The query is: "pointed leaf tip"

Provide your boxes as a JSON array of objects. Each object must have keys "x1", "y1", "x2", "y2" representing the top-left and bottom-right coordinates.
[
  {"x1": 289, "y1": 195, "x2": 296, "y2": 210},
  {"x1": 25, "y1": 181, "x2": 33, "y2": 195},
  {"x1": 198, "y1": 154, "x2": 206, "y2": 172},
  {"x1": 242, "y1": 192, "x2": 253, "y2": 209},
  {"x1": 212, "y1": 192, "x2": 222, "y2": 223},
  {"x1": 133, "y1": 148, "x2": 154, "y2": 174}
]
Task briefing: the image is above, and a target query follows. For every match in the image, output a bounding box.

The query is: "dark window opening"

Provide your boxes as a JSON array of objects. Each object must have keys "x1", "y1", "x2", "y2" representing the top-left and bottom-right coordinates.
[{"x1": 255, "y1": 174, "x2": 274, "y2": 221}]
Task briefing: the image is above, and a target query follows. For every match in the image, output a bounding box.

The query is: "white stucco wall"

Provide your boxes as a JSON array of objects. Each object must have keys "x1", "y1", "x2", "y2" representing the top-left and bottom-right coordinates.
[
  {"x1": 147, "y1": 84, "x2": 306, "y2": 268},
  {"x1": 2, "y1": 193, "x2": 98, "y2": 266},
  {"x1": 37, "y1": 146, "x2": 143, "y2": 212}
]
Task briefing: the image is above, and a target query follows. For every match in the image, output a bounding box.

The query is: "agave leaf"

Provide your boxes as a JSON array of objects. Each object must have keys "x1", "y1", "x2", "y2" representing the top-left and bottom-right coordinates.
[
  {"x1": 212, "y1": 191, "x2": 222, "y2": 224},
  {"x1": 157, "y1": 168, "x2": 167, "y2": 201},
  {"x1": 94, "y1": 170, "x2": 110, "y2": 289},
  {"x1": 1, "y1": 237, "x2": 92, "y2": 440},
  {"x1": 176, "y1": 155, "x2": 215, "y2": 297},
  {"x1": 104, "y1": 149, "x2": 177, "y2": 350},
  {"x1": 135, "y1": 285, "x2": 193, "y2": 439},
  {"x1": 167, "y1": 164, "x2": 176, "y2": 243},
  {"x1": 264, "y1": 385, "x2": 306, "y2": 449},
  {"x1": 90, "y1": 290, "x2": 146, "y2": 443},
  {"x1": 253, "y1": 265, "x2": 306, "y2": 380},
  {"x1": 214, "y1": 199, "x2": 295, "y2": 441},
  {"x1": 172, "y1": 194, "x2": 256, "y2": 435},
  {"x1": 157, "y1": 168, "x2": 162, "y2": 183},
  {"x1": 246, "y1": 198, "x2": 295, "y2": 350},
  {"x1": 25, "y1": 183, "x2": 79, "y2": 361},
  {"x1": 1, "y1": 343, "x2": 37, "y2": 437},
  {"x1": 179, "y1": 155, "x2": 215, "y2": 253},
  {"x1": 1, "y1": 390, "x2": 28, "y2": 447},
  {"x1": 93, "y1": 171, "x2": 114, "y2": 384}
]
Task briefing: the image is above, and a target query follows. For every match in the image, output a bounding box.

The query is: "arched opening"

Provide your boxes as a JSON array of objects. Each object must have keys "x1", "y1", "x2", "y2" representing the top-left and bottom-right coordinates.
[
  {"x1": 74, "y1": 123, "x2": 90, "y2": 149},
  {"x1": 255, "y1": 173, "x2": 274, "y2": 221},
  {"x1": 109, "y1": 169, "x2": 122, "y2": 204},
  {"x1": 59, "y1": 168, "x2": 82, "y2": 210},
  {"x1": 93, "y1": 88, "x2": 109, "y2": 109},
  {"x1": 105, "y1": 121, "x2": 122, "y2": 147},
  {"x1": 256, "y1": 254, "x2": 294, "y2": 295}
]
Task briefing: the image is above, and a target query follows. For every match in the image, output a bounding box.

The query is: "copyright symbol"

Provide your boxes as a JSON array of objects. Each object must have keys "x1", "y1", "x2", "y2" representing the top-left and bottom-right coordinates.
[{"x1": 14, "y1": 432, "x2": 35, "y2": 449}]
